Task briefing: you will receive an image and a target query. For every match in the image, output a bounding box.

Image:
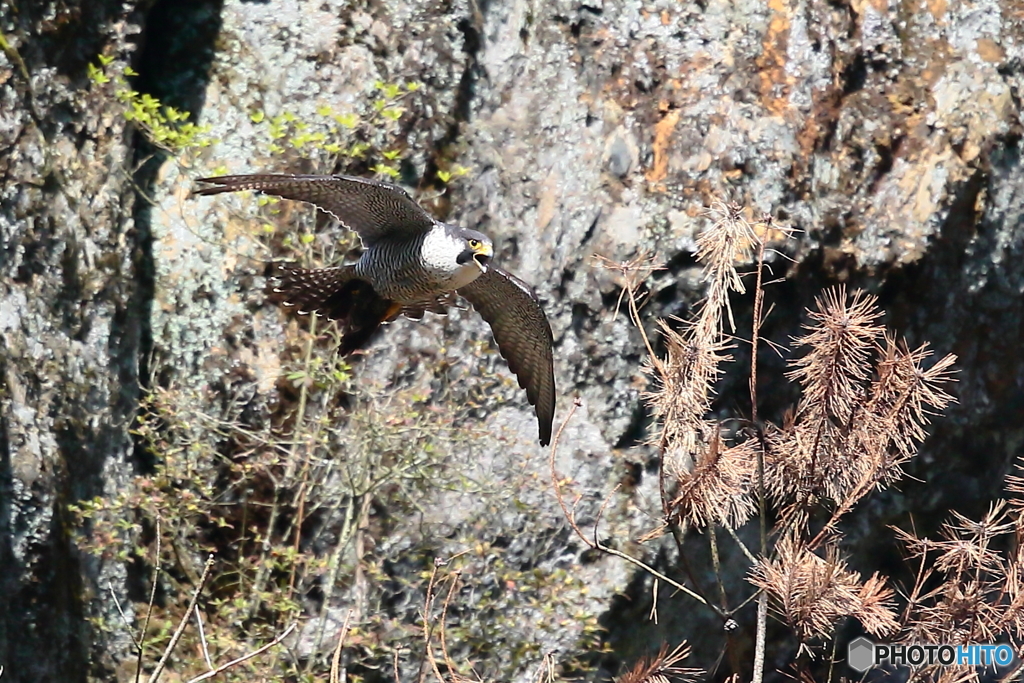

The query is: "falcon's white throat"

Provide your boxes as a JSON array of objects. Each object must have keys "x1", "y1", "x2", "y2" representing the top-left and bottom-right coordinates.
[{"x1": 421, "y1": 226, "x2": 484, "y2": 290}]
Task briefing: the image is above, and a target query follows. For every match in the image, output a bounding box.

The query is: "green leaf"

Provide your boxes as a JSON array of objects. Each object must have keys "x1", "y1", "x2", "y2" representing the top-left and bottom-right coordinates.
[
  {"x1": 371, "y1": 163, "x2": 400, "y2": 178},
  {"x1": 334, "y1": 112, "x2": 359, "y2": 128},
  {"x1": 87, "y1": 62, "x2": 110, "y2": 85}
]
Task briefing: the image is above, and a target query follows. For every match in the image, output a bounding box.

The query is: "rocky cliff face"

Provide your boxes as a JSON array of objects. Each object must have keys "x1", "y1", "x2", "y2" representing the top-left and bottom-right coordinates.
[{"x1": 1, "y1": 0, "x2": 1021, "y2": 680}]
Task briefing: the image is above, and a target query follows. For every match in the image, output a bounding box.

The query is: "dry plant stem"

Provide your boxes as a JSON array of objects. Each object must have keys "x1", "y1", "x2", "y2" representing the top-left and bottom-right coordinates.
[
  {"x1": 727, "y1": 586, "x2": 764, "y2": 615},
  {"x1": 548, "y1": 398, "x2": 711, "y2": 609},
  {"x1": 352, "y1": 494, "x2": 374, "y2": 619},
  {"x1": 707, "y1": 525, "x2": 730, "y2": 612},
  {"x1": 136, "y1": 516, "x2": 162, "y2": 683},
  {"x1": 753, "y1": 596, "x2": 768, "y2": 683},
  {"x1": 750, "y1": 226, "x2": 768, "y2": 683},
  {"x1": 439, "y1": 573, "x2": 462, "y2": 678},
  {"x1": 313, "y1": 495, "x2": 360, "y2": 655},
  {"x1": 108, "y1": 581, "x2": 143, "y2": 650},
  {"x1": 147, "y1": 553, "x2": 216, "y2": 683},
  {"x1": 670, "y1": 523, "x2": 726, "y2": 615},
  {"x1": 722, "y1": 524, "x2": 758, "y2": 565},
  {"x1": 185, "y1": 623, "x2": 297, "y2": 683},
  {"x1": 287, "y1": 314, "x2": 319, "y2": 600},
  {"x1": 419, "y1": 561, "x2": 444, "y2": 683},
  {"x1": 826, "y1": 634, "x2": 838, "y2": 683},
  {"x1": 650, "y1": 578, "x2": 660, "y2": 623},
  {"x1": 329, "y1": 609, "x2": 353, "y2": 683},
  {"x1": 194, "y1": 610, "x2": 212, "y2": 670},
  {"x1": 707, "y1": 524, "x2": 742, "y2": 675}
]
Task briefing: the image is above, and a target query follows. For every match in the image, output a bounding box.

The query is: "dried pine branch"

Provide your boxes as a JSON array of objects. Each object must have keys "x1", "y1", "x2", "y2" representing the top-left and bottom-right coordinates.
[
  {"x1": 645, "y1": 203, "x2": 759, "y2": 526},
  {"x1": 749, "y1": 535, "x2": 898, "y2": 641},
  {"x1": 767, "y1": 288, "x2": 957, "y2": 534},
  {"x1": 667, "y1": 430, "x2": 757, "y2": 529},
  {"x1": 616, "y1": 642, "x2": 701, "y2": 683}
]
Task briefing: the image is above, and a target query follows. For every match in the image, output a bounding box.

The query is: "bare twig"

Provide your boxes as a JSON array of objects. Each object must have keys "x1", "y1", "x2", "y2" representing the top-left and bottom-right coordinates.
[
  {"x1": 750, "y1": 216, "x2": 769, "y2": 683},
  {"x1": 194, "y1": 609, "x2": 212, "y2": 670},
  {"x1": 753, "y1": 594, "x2": 768, "y2": 683},
  {"x1": 330, "y1": 609, "x2": 354, "y2": 683},
  {"x1": 136, "y1": 516, "x2": 162, "y2": 683},
  {"x1": 421, "y1": 559, "x2": 448, "y2": 683},
  {"x1": 707, "y1": 525, "x2": 730, "y2": 613},
  {"x1": 548, "y1": 398, "x2": 711, "y2": 608},
  {"x1": 438, "y1": 572, "x2": 462, "y2": 678},
  {"x1": 721, "y1": 524, "x2": 758, "y2": 565},
  {"x1": 185, "y1": 623, "x2": 296, "y2": 683},
  {"x1": 420, "y1": 553, "x2": 474, "y2": 683},
  {"x1": 649, "y1": 578, "x2": 660, "y2": 624},
  {"x1": 147, "y1": 554, "x2": 216, "y2": 683},
  {"x1": 108, "y1": 581, "x2": 143, "y2": 650}
]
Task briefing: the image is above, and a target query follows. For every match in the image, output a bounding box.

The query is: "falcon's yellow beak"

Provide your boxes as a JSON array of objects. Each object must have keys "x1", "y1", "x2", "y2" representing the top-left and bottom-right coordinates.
[{"x1": 471, "y1": 240, "x2": 493, "y2": 272}]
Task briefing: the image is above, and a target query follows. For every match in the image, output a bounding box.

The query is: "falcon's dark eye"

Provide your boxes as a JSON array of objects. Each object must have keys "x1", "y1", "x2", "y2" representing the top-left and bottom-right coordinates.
[{"x1": 469, "y1": 239, "x2": 480, "y2": 248}]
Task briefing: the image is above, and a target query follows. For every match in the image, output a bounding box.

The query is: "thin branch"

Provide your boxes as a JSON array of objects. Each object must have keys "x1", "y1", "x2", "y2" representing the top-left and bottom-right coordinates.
[
  {"x1": 185, "y1": 623, "x2": 296, "y2": 683},
  {"x1": 194, "y1": 610, "x2": 212, "y2": 670},
  {"x1": 707, "y1": 525, "x2": 730, "y2": 613},
  {"x1": 422, "y1": 559, "x2": 448, "y2": 683},
  {"x1": 108, "y1": 581, "x2": 142, "y2": 650},
  {"x1": 721, "y1": 524, "x2": 758, "y2": 565},
  {"x1": 137, "y1": 516, "x2": 162, "y2": 683},
  {"x1": 147, "y1": 554, "x2": 216, "y2": 683},
  {"x1": 750, "y1": 216, "x2": 769, "y2": 683},
  {"x1": 330, "y1": 609, "x2": 353, "y2": 683},
  {"x1": 753, "y1": 594, "x2": 768, "y2": 683},
  {"x1": 649, "y1": 578, "x2": 660, "y2": 624},
  {"x1": 438, "y1": 572, "x2": 462, "y2": 678},
  {"x1": 548, "y1": 398, "x2": 711, "y2": 608}
]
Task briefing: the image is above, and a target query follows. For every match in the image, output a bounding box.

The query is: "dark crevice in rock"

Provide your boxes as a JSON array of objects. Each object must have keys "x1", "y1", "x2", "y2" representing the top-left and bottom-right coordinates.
[
  {"x1": 580, "y1": 209, "x2": 601, "y2": 247},
  {"x1": 0, "y1": 353, "x2": 14, "y2": 677},
  {"x1": 840, "y1": 50, "x2": 867, "y2": 96},
  {"x1": 423, "y1": 8, "x2": 482, "y2": 190},
  {"x1": 11, "y1": 1, "x2": 126, "y2": 83},
  {"x1": 613, "y1": 400, "x2": 649, "y2": 450},
  {"x1": 127, "y1": 0, "x2": 223, "y2": 456}
]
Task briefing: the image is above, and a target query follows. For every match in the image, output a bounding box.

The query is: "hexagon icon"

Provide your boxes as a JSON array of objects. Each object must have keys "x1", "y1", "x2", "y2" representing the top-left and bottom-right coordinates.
[{"x1": 848, "y1": 637, "x2": 876, "y2": 672}]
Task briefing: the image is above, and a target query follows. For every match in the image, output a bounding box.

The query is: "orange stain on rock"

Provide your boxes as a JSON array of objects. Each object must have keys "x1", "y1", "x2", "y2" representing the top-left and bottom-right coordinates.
[
  {"x1": 755, "y1": 0, "x2": 793, "y2": 116},
  {"x1": 645, "y1": 109, "x2": 681, "y2": 183}
]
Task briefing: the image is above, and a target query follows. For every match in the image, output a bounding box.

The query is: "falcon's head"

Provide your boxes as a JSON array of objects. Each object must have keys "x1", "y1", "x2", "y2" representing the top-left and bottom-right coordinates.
[
  {"x1": 454, "y1": 228, "x2": 494, "y2": 273},
  {"x1": 422, "y1": 224, "x2": 494, "y2": 289}
]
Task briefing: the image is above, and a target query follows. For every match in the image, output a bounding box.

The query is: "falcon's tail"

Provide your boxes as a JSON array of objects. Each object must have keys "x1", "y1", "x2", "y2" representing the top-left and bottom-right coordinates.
[{"x1": 267, "y1": 265, "x2": 399, "y2": 356}]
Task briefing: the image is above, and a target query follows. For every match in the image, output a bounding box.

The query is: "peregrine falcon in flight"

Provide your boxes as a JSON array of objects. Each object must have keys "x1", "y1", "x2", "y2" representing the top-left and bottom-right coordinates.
[{"x1": 195, "y1": 173, "x2": 556, "y2": 445}]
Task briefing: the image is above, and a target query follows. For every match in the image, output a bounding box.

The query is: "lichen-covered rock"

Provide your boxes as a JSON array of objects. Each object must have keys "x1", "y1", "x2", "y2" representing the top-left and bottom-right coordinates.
[{"x1": 0, "y1": 3, "x2": 143, "y2": 680}]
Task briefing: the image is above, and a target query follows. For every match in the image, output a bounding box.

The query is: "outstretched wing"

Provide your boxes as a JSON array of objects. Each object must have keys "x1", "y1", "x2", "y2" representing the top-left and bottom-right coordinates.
[
  {"x1": 195, "y1": 174, "x2": 435, "y2": 247},
  {"x1": 459, "y1": 267, "x2": 556, "y2": 446}
]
